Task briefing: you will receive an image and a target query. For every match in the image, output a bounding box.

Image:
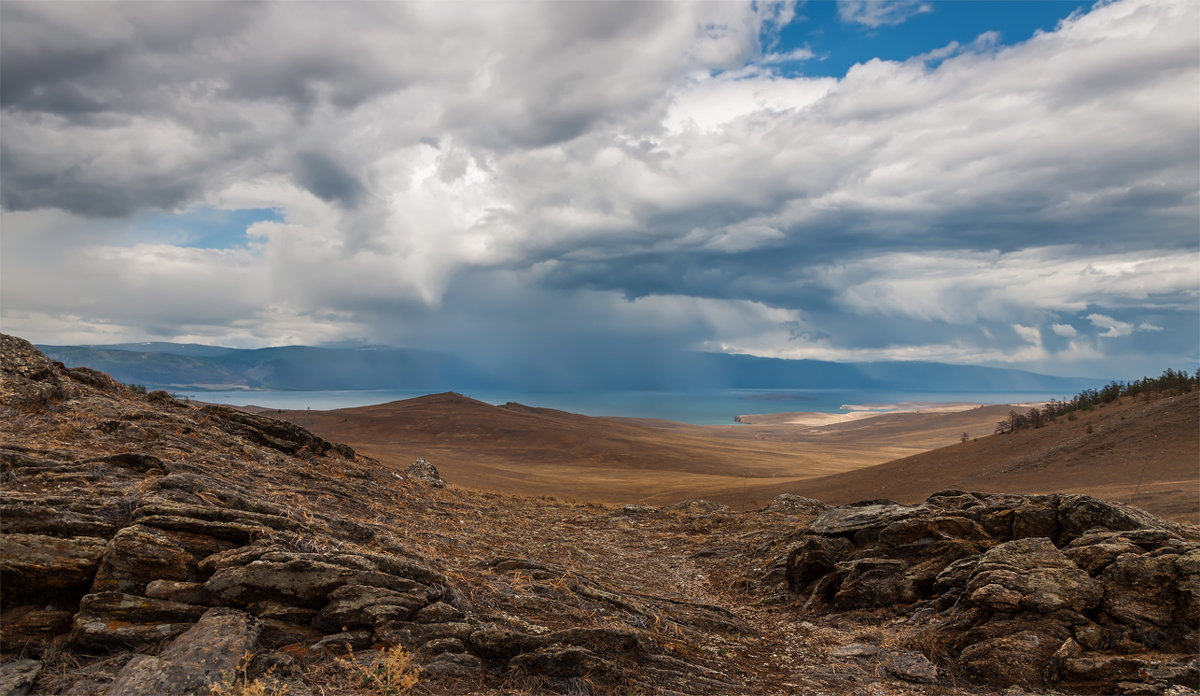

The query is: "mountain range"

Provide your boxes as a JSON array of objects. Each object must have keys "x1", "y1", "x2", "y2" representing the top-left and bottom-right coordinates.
[{"x1": 37, "y1": 342, "x2": 1101, "y2": 394}]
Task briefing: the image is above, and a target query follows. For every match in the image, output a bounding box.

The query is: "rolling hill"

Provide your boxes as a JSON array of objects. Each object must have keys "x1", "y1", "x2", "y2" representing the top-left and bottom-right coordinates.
[{"x1": 252, "y1": 390, "x2": 1198, "y2": 523}]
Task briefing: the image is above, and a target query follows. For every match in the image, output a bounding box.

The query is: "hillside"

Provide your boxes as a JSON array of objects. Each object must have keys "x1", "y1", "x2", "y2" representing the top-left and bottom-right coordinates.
[
  {"x1": 778, "y1": 391, "x2": 1199, "y2": 523},
  {"x1": 251, "y1": 390, "x2": 1198, "y2": 524},
  {"x1": 251, "y1": 394, "x2": 1019, "y2": 508},
  {"x1": 2, "y1": 334, "x2": 1197, "y2": 696}
]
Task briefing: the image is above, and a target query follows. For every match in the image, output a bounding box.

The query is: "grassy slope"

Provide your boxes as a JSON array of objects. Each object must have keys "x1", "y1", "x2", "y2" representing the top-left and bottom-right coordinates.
[
  {"x1": 776, "y1": 391, "x2": 1199, "y2": 523},
  {"x1": 249, "y1": 393, "x2": 1177, "y2": 513}
]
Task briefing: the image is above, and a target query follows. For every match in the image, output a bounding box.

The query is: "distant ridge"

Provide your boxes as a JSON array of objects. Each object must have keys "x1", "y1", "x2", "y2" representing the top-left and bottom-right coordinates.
[{"x1": 38, "y1": 342, "x2": 1100, "y2": 394}]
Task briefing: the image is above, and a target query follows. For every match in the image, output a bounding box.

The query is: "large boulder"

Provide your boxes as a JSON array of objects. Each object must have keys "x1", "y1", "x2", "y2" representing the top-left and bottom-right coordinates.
[
  {"x1": 777, "y1": 492, "x2": 1200, "y2": 694},
  {"x1": 963, "y1": 538, "x2": 1102, "y2": 614},
  {"x1": 105, "y1": 607, "x2": 259, "y2": 696}
]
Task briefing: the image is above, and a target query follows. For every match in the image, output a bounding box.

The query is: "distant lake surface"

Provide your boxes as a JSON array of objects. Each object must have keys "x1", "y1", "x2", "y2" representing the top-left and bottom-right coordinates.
[{"x1": 172, "y1": 388, "x2": 1069, "y2": 425}]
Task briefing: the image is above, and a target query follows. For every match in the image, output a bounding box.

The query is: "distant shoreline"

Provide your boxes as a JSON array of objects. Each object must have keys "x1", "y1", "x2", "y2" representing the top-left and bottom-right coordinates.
[{"x1": 735, "y1": 400, "x2": 1051, "y2": 427}]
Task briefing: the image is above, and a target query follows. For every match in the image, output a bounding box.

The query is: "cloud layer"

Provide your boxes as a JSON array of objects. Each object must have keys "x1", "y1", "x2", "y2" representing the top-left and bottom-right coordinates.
[{"x1": 1, "y1": 0, "x2": 1196, "y2": 378}]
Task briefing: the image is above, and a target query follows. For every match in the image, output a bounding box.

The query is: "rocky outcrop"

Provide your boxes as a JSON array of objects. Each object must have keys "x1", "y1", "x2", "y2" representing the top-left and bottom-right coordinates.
[
  {"x1": 197, "y1": 405, "x2": 351, "y2": 458},
  {"x1": 404, "y1": 458, "x2": 445, "y2": 487},
  {"x1": 782, "y1": 491, "x2": 1198, "y2": 693},
  {"x1": 761, "y1": 493, "x2": 828, "y2": 517},
  {"x1": 105, "y1": 607, "x2": 259, "y2": 696}
]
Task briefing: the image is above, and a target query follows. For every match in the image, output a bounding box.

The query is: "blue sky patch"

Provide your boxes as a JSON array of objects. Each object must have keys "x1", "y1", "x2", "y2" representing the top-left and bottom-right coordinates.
[
  {"x1": 767, "y1": 1, "x2": 1088, "y2": 77},
  {"x1": 131, "y1": 206, "x2": 283, "y2": 249}
]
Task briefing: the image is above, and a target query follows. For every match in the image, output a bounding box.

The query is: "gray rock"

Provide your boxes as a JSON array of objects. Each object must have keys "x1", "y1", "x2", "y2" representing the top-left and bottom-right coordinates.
[
  {"x1": 1054, "y1": 494, "x2": 1178, "y2": 544},
  {"x1": 1063, "y1": 530, "x2": 1147, "y2": 574},
  {"x1": 956, "y1": 629, "x2": 1062, "y2": 689},
  {"x1": 310, "y1": 631, "x2": 373, "y2": 654},
  {"x1": 806, "y1": 502, "x2": 924, "y2": 537},
  {"x1": 1100, "y1": 551, "x2": 1184, "y2": 628},
  {"x1": 71, "y1": 592, "x2": 208, "y2": 648},
  {"x1": 964, "y1": 538, "x2": 1101, "y2": 614},
  {"x1": 786, "y1": 535, "x2": 855, "y2": 591},
  {"x1": 762, "y1": 494, "x2": 828, "y2": 516},
  {"x1": 144, "y1": 580, "x2": 211, "y2": 606},
  {"x1": 405, "y1": 459, "x2": 445, "y2": 487},
  {"x1": 509, "y1": 646, "x2": 610, "y2": 678},
  {"x1": 468, "y1": 627, "x2": 542, "y2": 658},
  {"x1": 833, "y1": 558, "x2": 916, "y2": 608},
  {"x1": 421, "y1": 637, "x2": 466, "y2": 655},
  {"x1": 376, "y1": 621, "x2": 473, "y2": 650},
  {"x1": 313, "y1": 583, "x2": 429, "y2": 632},
  {"x1": 199, "y1": 405, "x2": 336, "y2": 457},
  {"x1": 883, "y1": 650, "x2": 938, "y2": 684},
  {"x1": 105, "y1": 607, "x2": 259, "y2": 696},
  {"x1": 413, "y1": 600, "x2": 463, "y2": 624},
  {"x1": 91, "y1": 525, "x2": 196, "y2": 593},
  {"x1": 0, "y1": 334, "x2": 69, "y2": 407},
  {"x1": 421, "y1": 652, "x2": 483, "y2": 677},
  {"x1": 0, "y1": 659, "x2": 41, "y2": 696},
  {"x1": 206, "y1": 556, "x2": 379, "y2": 608},
  {"x1": 663, "y1": 499, "x2": 729, "y2": 515}
]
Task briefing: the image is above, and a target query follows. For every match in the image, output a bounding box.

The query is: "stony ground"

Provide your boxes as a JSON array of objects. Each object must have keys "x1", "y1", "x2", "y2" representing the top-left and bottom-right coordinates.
[{"x1": 2, "y1": 334, "x2": 1196, "y2": 696}]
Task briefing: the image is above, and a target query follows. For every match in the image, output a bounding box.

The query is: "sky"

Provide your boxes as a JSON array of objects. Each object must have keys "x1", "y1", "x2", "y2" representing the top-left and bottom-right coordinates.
[{"x1": 1, "y1": 0, "x2": 1197, "y2": 380}]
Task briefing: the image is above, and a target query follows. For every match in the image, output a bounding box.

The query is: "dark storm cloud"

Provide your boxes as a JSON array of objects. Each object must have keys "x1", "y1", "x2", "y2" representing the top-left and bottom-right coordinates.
[
  {"x1": 294, "y1": 152, "x2": 365, "y2": 207},
  {"x1": 0, "y1": 0, "x2": 1196, "y2": 377}
]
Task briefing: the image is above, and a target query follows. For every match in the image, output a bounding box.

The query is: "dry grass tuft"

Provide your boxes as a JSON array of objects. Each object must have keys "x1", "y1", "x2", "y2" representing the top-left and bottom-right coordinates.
[{"x1": 335, "y1": 646, "x2": 420, "y2": 695}]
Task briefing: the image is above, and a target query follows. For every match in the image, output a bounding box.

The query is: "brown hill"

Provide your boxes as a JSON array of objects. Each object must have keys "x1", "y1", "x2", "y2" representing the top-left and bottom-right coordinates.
[
  {"x1": 253, "y1": 393, "x2": 1016, "y2": 508},
  {"x1": 256, "y1": 391, "x2": 1198, "y2": 524},
  {"x1": 776, "y1": 391, "x2": 1199, "y2": 523}
]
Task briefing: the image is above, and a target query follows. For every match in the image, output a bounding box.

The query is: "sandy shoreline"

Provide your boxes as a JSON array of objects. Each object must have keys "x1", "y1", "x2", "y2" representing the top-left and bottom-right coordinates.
[{"x1": 735, "y1": 400, "x2": 1048, "y2": 427}]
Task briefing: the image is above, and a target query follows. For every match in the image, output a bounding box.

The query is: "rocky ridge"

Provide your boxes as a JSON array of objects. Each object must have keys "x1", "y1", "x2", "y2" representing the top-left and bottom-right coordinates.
[
  {"x1": 783, "y1": 494, "x2": 1198, "y2": 693},
  {"x1": 2, "y1": 333, "x2": 1197, "y2": 696}
]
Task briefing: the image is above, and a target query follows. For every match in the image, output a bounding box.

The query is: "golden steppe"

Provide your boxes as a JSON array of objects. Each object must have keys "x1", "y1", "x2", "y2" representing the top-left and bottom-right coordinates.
[{"x1": 250, "y1": 390, "x2": 1198, "y2": 523}]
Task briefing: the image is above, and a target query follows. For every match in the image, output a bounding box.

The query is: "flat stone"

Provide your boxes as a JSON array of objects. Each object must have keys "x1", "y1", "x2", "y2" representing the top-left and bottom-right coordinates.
[
  {"x1": 106, "y1": 607, "x2": 259, "y2": 696},
  {"x1": 421, "y1": 637, "x2": 466, "y2": 655},
  {"x1": 806, "y1": 502, "x2": 924, "y2": 537},
  {"x1": 0, "y1": 534, "x2": 108, "y2": 604},
  {"x1": 310, "y1": 631, "x2": 372, "y2": 654},
  {"x1": 883, "y1": 650, "x2": 938, "y2": 684},
  {"x1": 0, "y1": 659, "x2": 41, "y2": 696},
  {"x1": 313, "y1": 584, "x2": 429, "y2": 632},
  {"x1": 830, "y1": 642, "x2": 878, "y2": 659},
  {"x1": 413, "y1": 601, "x2": 463, "y2": 624},
  {"x1": 509, "y1": 646, "x2": 610, "y2": 678},
  {"x1": 421, "y1": 652, "x2": 483, "y2": 677},
  {"x1": 144, "y1": 580, "x2": 211, "y2": 606},
  {"x1": 375, "y1": 621, "x2": 473, "y2": 650}
]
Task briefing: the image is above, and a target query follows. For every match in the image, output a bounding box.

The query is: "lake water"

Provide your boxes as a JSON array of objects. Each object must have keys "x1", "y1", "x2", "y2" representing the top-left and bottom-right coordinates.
[{"x1": 171, "y1": 387, "x2": 1067, "y2": 425}]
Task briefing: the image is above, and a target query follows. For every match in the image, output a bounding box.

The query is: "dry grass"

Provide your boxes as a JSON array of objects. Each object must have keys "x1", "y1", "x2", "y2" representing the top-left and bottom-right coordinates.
[{"x1": 335, "y1": 646, "x2": 420, "y2": 696}]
